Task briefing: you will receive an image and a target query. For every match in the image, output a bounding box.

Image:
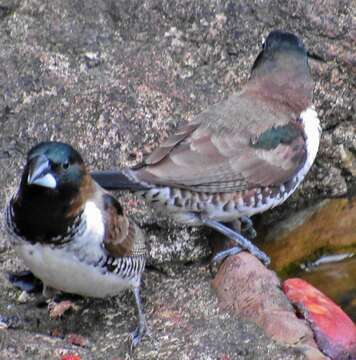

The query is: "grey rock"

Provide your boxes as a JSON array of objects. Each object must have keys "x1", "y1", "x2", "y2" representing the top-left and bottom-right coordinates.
[
  {"x1": 0, "y1": 0, "x2": 355, "y2": 265},
  {"x1": 0, "y1": 252, "x2": 303, "y2": 359},
  {"x1": 0, "y1": 1, "x2": 354, "y2": 356}
]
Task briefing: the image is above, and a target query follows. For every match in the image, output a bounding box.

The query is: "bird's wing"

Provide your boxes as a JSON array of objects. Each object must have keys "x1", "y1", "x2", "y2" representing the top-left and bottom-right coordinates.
[
  {"x1": 101, "y1": 192, "x2": 146, "y2": 257},
  {"x1": 134, "y1": 91, "x2": 307, "y2": 192}
]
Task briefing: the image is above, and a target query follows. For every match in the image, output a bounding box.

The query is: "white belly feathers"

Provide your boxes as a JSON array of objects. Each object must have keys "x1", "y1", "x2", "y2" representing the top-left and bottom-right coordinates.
[{"x1": 14, "y1": 201, "x2": 139, "y2": 297}]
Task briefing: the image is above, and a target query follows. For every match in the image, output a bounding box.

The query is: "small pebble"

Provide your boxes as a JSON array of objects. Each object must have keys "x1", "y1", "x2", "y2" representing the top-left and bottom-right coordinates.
[
  {"x1": 17, "y1": 290, "x2": 32, "y2": 303},
  {"x1": 60, "y1": 355, "x2": 81, "y2": 360},
  {"x1": 66, "y1": 333, "x2": 89, "y2": 347}
]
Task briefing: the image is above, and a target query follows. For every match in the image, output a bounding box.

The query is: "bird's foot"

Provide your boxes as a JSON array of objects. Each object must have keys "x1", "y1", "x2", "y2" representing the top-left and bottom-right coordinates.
[
  {"x1": 211, "y1": 246, "x2": 243, "y2": 265},
  {"x1": 239, "y1": 216, "x2": 257, "y2": 239},
  {"x1": 229, "y1": 217, "x2": 257, "y2": 239},
  {"x1": 129, "y1": 323, "x2": 148, "y2": 351},
  {"x1": 209, "y1": 246, "x2": 243, "y2": 276},
  {"x1": 202, "y1": 219, "x2": 270, "y2": 266},
  {"x1": 129, "y1": 286, "x2": 148, "y2": 351}
]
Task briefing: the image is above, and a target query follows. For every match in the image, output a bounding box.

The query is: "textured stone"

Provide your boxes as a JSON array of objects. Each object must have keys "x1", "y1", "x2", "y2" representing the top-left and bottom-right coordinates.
[
  {"x1": 212, "y1": 253, "x2": 327, "y2": 359},
  {"x1": 284, "y1": 278, "x2": 356, "y2": 360},
  {"x1": 0, "y1": 256, "x2": 302, "y2": 359},
  {"x1": 0, "y1": 0, "x2": 355, "y2": 357},
  {"x1": 0, "y1": 0, "x2": 355, "y2": 265}
]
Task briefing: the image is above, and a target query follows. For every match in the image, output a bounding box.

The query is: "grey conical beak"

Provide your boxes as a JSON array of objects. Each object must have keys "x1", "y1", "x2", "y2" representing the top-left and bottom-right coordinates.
[{"x1": 27, "y1": 154, "x2": 57, "y2": 189}]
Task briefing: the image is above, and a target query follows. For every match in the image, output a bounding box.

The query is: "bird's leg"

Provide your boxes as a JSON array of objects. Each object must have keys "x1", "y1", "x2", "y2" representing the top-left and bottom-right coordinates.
[
  {"x1": 202, "y1": 218, "x2": 270, "y2": 266},
  {"x1": 42, "y1": 284, "x2": 56, "y2": 298},
  {"x1": 229, "y1": 216, "x2": 257, "y2": 239},
  {"x1": 211, "y1": 246, "x2": 243, "y2": 264},
  {"x1": 240, "y1": 216, "x2": 257, "y2": 239},
  {"x1": 228, "y1": 219, "x2": 242, "y2": 232},
  {"x1": 129, "y1": 286, "x2": 147, "y2": 350}
]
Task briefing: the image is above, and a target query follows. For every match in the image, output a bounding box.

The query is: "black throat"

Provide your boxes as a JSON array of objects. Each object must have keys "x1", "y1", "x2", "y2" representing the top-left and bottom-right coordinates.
[{"x1": 11, "y1": 182, "x2": 82, "y2": 245}]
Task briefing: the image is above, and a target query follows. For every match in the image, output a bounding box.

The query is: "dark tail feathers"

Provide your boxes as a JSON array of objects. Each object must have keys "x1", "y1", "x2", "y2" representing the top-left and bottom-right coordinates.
[{"x1": 91, "y1": 170, "x2": 149, "y2": 191}]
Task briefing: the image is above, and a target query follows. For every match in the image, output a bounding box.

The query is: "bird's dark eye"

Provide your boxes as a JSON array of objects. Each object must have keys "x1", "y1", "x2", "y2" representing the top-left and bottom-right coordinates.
[
  {"x1": 261, "y1": 40, "x2": 266, "y2": 49},
  {"x1": 62, "y1": 161, "x2": 69, "y2": 169}
]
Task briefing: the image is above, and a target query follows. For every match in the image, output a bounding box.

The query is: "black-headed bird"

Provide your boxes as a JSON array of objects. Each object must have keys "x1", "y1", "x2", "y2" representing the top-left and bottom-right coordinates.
[{"x1": 5, "y1": 141, "x2": 147, "y2": 348}]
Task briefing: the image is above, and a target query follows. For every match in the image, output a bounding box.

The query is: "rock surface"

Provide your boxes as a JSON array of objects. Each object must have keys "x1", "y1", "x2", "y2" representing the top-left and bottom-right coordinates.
[
  {"x1": 0, "y1": 0, "x2": 355, "y2": 358},
  {"x1": 212, "y1": 253, "x2": 327, "y2": 360},
  {"x1": 0, "y1": 254, "x2": 303, "y2": 359},
  {"x1": 284, "y1": 278, "x2": 356, "y2": 360},
  {"x1": 0, "y1": 0, "x2": 355, "y2": 264}
]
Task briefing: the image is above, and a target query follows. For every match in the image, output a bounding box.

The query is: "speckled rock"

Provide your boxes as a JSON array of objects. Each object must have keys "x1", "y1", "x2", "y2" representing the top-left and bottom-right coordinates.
[
  {"x1": 0, "y1": 1, "x2": 355, "y2": 357},
  {"x1": 0, "y1": 0, "x2": 355, "y2": 265},
  {"x1": 212, "y1": 253, "x2": 327, "y2": 360},
  {"x1": 284, "y1": 278, "x2": 356, "y2": 360},
  {"x1": 0, "y1": 252, "x2": 304, "y2": 359}
]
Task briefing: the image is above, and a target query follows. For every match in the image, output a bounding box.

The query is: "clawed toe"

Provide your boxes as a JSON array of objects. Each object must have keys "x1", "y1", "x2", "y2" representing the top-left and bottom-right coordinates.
[
  {"x1": 240, "y1": 216, "x2": 257, "y2": 239},
  {"x1": 129, "y1": 325, "x2": 147, "y2": 351},
  {"x1": 211, "y1": 246, "x2": 242, "y2": 265},
  {"x1": 203, "y1": 219, "x2": 270, "y2": 266}
]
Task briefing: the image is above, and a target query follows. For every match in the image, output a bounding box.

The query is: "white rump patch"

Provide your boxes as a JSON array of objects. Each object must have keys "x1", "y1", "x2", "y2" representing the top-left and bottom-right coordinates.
[{"x1": 300, "y1": 106, "x2": 321, "y2": 170}]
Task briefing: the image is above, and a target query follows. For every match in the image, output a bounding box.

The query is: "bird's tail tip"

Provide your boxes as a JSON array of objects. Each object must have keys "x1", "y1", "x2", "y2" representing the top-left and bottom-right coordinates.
[{"x1": 91, "y1": 170, "x2": 149, "y2": 191}]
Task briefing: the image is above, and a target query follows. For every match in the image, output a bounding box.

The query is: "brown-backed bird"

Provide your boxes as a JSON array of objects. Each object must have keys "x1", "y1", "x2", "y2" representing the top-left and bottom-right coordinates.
[{"x1": 91, "y1": 30, "x2": 321, "y2": 265}]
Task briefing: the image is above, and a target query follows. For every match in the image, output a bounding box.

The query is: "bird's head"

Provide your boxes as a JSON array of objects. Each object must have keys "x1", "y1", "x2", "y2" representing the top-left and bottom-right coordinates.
[
  {"x1": 24, "y1": 141, "x2": 87, "y2": 197},
  {"x1": 251, "y1": 30, "x2": 308, "y2": 75},
  {"x1": 261, "y1": 31, "x2": 305, "y2": 54},
  {"x1": 11, "y1": 142, "x2": 92, "y2": 241}
]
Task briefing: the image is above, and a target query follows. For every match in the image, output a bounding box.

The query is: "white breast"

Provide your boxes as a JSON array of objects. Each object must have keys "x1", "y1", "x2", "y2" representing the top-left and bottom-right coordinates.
[{"x1": 14, "y1": 201, "x2": 140, "y2": 298}]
